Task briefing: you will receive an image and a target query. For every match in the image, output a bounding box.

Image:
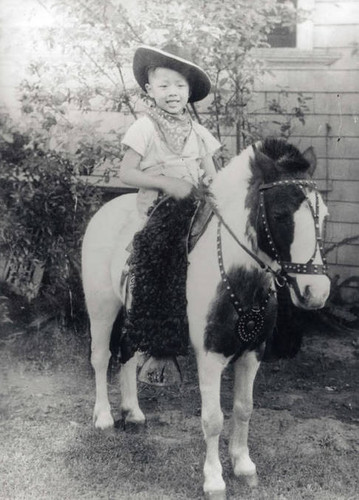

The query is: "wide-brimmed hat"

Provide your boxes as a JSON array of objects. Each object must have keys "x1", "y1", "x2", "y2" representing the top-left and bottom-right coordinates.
[{"x1": 133, "y1": 44, "x2": 211, "y2": 103}]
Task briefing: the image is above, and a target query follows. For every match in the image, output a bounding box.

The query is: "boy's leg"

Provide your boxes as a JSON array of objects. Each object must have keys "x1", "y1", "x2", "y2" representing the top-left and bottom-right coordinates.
[{"x1": 133, "y1": 195, "x2": 190, "y2": 387}]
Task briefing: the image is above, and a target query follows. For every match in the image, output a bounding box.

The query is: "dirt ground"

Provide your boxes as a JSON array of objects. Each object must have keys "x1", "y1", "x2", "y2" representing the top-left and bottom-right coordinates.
[{"x1": 0, "y1": 312, "x2": 358, "y2": 500}]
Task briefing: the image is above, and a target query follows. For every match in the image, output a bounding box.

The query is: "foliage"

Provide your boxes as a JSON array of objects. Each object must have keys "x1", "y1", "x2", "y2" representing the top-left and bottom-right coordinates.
[
  {"x1": 18, "y1": 0, "x2": 309, "y2": 166},
  {"x1": 266, "y1": 90, "x2": 312, "y2": 138},
  {"x1": 317, "y1": 275, "x2": 359, "y2": 331},
  {"x1": 0, "y1": 113, "x2": 103, "y2": 319},
  {"x1": 1, "y1": 0, "x2": 312, "y2": 314}
]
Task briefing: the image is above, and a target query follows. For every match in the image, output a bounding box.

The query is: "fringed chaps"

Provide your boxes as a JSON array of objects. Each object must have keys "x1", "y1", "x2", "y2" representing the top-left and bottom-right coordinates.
[{"x1": 121, "y1": 195, "x2": 198, "y2": 360}]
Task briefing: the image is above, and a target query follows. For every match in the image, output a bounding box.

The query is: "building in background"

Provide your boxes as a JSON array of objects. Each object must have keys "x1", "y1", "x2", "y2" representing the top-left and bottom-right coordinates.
[{"x1": 254, "y1": 0, "x2": 359, "y2": 289}]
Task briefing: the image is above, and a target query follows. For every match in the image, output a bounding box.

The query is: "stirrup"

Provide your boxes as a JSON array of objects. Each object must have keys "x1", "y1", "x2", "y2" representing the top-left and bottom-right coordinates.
[{"x1": 138, "y1": 356, "x2": 182, "y2": 386}]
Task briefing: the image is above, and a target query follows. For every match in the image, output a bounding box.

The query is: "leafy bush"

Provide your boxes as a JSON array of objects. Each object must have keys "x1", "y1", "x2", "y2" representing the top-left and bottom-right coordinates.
[{"x1": 0, "y1": 114, "x2": 103, "y2": 322}]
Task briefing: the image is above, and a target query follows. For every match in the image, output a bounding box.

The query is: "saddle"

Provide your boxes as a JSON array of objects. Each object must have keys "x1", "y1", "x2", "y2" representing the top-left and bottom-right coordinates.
[
  {"x1": 116, "y1": 193, "x2": 213, "y2": 368},
  {"x1": 188, "y1": 195, "x2": 213, "y2": 252}
]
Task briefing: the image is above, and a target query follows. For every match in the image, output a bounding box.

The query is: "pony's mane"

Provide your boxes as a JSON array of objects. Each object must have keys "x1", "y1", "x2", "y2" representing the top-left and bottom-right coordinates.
[
  {"x1": 254, "y1": 139, "x2": 312, "y2": 183},
  {"x1": 211, "y1": 139, "x2": 314, "y2": 247},
  {"x1": 212, "y1": 138, "x2": 313, "y2": 215}
]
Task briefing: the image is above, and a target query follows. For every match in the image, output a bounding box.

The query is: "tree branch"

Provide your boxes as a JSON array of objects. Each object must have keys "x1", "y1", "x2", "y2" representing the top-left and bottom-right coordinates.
[
  {"x1": 74, "y1": 45, "x2": 119, "y2": 87},
  {"x1": 189, "y1": 103, "x2": 201, "y2": 124},
  {"x1": 325, "y1": 235, "x2": 359, "y2": 255},
  {"x1": 213, "y1": 70, "x2": 222, "y2": 142},
  {"x1": 115, "y1": 62, "x2": 138, "y2": 120},
  {"x1": 125, "y1": 20, "x2": 144, "y2": 44}
]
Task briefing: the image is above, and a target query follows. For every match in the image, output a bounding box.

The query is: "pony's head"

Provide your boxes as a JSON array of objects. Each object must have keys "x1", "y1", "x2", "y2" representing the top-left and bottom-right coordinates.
[{"x1": 247, "y1": 139, "x2": 330, "y2": 310}]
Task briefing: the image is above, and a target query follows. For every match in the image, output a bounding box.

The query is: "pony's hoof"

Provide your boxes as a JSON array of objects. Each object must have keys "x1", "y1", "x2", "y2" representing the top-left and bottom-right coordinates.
[
  {"x1": 121, "y1": 408, "x2": 146, "y2": 423},
  {"x1": 118, "y1": 410, "x2": 147, "y2": 432},
  {"x1": 93, "y1": 411, "x2": 114, "y2": 430},
  {"x1": 204, "y1": 490, "x2": 226, "y2": 500},
  {"x1": 241, "y1": 473, "x2": 259, "y2": 488}
]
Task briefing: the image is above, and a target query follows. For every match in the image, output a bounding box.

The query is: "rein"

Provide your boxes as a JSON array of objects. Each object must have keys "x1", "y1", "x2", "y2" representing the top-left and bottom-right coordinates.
[
  {"x1": 216, "y1": 220, "x2": 273, "y2": 344},
  {"x1": 208, "y1": 200, "x2": 281, "y2": 283}
]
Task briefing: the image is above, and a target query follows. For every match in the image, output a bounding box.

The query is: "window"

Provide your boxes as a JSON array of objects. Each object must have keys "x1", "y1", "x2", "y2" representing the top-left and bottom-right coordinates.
[
  {"x1": 254, "y1": 0, "x2": 339, "y2": 67},
  {"x1": 267, "y1": 0, "x2": 297, "y2": 48},
  {"x1": 267, "y1": 25, "x2": 297, "y2": 48}
]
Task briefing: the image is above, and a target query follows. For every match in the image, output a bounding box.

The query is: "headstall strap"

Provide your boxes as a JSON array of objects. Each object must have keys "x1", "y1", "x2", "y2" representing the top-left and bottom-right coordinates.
[
  {"x1": 216, "y1": 221, "x2": 272, "y2": 344},
  {"x1": 259, "y1": 179, "x2": 317, "y2": 191},
  {"x1": 258, "y1": 178, "x2": 328, "y2": 277}
]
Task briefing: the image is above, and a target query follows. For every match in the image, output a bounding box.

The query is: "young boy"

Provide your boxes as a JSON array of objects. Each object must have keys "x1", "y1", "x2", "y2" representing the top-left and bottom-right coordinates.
[
  {"x1": 120, "y1": 43, "x2": 221, "y2": 218},
  {"x1": 119, "y1": 44, "x2": 221, "y2": 384}
]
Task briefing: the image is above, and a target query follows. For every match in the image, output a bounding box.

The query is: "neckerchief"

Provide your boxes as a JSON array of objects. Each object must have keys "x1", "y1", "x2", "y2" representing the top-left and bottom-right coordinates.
[{"x1": 146, "y1": 105, "x2": 192, "y2": 155}]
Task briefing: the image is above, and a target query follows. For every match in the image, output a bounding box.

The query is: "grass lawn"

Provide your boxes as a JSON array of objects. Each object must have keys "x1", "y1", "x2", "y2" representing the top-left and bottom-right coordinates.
[{"x1": 0, "y1": 312, "x2": 358, "y2": 499}]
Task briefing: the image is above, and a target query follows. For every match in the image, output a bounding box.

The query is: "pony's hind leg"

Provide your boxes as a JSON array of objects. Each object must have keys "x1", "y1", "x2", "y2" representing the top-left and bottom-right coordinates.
[
  {"x1": 229, "y1": 349, "x2": 261, "y2": 485},
  {"x1": 91, "y1": 311, "x2": 119, "y2": 430},
  {"x1": 86, "y1": 276, "x2": 120, "y2": 429},
  {"x1": 197, "y1": 350, "x2": 227, "y2": 498},
  {"x1": 120, "y1": 353, "x2": 145, "y2": 425}
]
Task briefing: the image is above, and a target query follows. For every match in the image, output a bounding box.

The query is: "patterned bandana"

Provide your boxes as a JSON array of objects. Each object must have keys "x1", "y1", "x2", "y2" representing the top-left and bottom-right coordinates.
[{"x1": 146, "y1": 105, "x2": 192, "y2": 155}]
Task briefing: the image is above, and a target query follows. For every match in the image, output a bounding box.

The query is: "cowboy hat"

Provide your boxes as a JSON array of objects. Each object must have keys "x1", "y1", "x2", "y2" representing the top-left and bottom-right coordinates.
[{"x1": 133, "y1": 44, "x2": 211, "y2": 103}]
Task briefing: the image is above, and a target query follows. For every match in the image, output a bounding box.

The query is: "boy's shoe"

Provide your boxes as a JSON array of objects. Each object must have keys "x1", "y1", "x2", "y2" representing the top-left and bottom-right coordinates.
[{"x1": 138, "y1": 356, "x2": 182, "y2": 386}]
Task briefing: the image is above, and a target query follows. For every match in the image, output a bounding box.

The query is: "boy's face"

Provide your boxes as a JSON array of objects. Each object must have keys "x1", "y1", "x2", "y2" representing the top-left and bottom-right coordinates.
[{"x1": 145, "y1": 67, "x2": 190, "y2": 114}]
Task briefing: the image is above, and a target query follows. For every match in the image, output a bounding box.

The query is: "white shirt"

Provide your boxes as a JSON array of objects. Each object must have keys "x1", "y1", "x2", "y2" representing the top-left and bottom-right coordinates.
[{"x1": 122, "y1": 115, "x2": 221, "y2": 217}]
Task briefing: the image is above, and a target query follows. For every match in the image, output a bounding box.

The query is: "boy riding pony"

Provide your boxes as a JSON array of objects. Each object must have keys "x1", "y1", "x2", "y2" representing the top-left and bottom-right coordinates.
[{"x1": 119, "y1": 44, "x2": 221, "y2": 384}]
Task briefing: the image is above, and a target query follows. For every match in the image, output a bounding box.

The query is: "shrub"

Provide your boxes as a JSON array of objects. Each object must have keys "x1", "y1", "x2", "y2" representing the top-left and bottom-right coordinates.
[{"x1": 0, "y1": 114, "x2": 103, "y2": 322}]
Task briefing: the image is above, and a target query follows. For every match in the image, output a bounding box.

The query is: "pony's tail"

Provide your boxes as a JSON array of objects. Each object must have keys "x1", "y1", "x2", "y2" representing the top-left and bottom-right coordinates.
[{"x1": 109, "y1": 307, "x2": 135, "y2": 376}]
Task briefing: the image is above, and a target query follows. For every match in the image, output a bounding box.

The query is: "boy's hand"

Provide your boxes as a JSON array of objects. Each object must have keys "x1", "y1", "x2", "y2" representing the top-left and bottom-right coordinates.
[{"x1": 160, "y1": 177, "x2": 194, "y2": 200}]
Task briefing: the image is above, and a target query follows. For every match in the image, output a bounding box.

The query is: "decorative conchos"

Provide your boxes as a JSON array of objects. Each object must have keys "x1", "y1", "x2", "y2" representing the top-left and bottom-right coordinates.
[
  {"x1": 237, "y1": 309, "x2": 265, "y2": 343},
  {"x1": 217, "y1": 221, "x2": 271, "y2": 345}
]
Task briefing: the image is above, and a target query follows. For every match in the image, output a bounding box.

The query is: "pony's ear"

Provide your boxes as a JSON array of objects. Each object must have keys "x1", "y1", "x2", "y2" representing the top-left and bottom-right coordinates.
[
  {"x1": 255, "y1": 151, "x2": 276, "y2": 182},
  {"x1": 302, "y1": 146, "x2": 316, "y2": 176}
]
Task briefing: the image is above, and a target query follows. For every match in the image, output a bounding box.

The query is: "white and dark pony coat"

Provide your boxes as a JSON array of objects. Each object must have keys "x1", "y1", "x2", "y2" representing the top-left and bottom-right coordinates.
[{"x1": 82, "y1": 139, "x2": 330, "y2": 498}]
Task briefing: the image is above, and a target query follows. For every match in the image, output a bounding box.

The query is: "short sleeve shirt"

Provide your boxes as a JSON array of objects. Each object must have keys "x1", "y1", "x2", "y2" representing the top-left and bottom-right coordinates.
[{"x1": 122, "y1": 115, "x2": 221, "y2": 217}]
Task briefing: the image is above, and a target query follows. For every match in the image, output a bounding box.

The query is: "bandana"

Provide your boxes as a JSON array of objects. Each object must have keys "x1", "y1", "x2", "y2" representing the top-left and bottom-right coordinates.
[{"x1": 146, "y1": 105, "x2": 192, "y2": 155}]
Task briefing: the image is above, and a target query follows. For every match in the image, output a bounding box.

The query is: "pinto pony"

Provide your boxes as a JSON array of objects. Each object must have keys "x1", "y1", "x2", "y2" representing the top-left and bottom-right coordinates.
[{"x1": 82, "y1": 139, "x2": 330, "y2": 498}]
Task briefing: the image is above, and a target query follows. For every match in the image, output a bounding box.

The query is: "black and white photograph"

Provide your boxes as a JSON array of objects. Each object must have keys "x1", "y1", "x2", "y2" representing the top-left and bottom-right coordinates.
[{"x1": 0, "y1": 1, "x2": 358, "y2": 498}]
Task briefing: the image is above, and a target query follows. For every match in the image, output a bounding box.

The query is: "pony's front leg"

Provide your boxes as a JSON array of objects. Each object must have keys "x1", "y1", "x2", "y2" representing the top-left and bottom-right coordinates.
[
  {"x1": 120, "y1": 353, "x2": 145, "y2": 425},
  {"x1": 229, "y1": 349, "x2": 261, "y2": 485},
  {"x1": 197, "y1": 351, "x2": 227, "y2": 499}
]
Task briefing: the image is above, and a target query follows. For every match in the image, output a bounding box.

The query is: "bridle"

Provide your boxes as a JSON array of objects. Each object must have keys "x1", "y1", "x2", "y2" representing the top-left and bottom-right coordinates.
[
  {"x1": 212, "y1": 177, "x2": 328, "y2": 291},
  {"x1": 258, "y1": 178, "x2": 328, "y2": 287},
  {"x1": 211, "y1": 176, "x2": 328, "y2": 343},
  {"x1": 205, "y1": 142, "x2": 330, "y2": 344}
]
